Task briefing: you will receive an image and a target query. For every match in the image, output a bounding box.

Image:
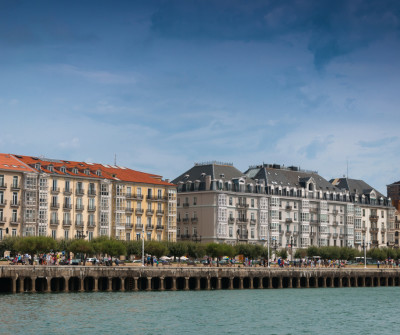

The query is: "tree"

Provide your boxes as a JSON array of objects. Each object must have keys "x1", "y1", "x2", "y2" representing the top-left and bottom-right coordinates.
[
  {"x1": 306, "y1": 246, "x2": 319, "y2": 257},
  {"x1": 125, "y1": 241, "x2": 142, "y2": 258},
  {"x1": 0, "y1": 236, "x2": 20, "y2": 257},
  {"x1": 167, "y1": 242, "x2": 187, "y2": 262},
  {"x1": 294, "y1": 248, "x2": 307, "y2": 259},
  {"x1": 186, "y1": 242, "x2": 206, "y2": 259},
  {"x1": 101, "y1": 239, "x2": 126, "y2": 257},
  {"x1": 16, "y1": 236, "x2": 57, "y2": 255},
  {"x1": 69, "y1": 239, "x2": 94, "y2": 262},
  {"x1": 277, "y1": 248, "x2": 288, "y2": 260},
  {"x1": 146, "y1": 241, "x2": 168, "y2": 258}
]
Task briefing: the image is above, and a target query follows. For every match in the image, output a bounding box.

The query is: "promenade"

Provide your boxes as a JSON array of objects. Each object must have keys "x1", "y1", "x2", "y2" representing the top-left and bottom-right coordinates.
[{"x1": 1, "y1": 265, "x2": 399, "y2": 293}]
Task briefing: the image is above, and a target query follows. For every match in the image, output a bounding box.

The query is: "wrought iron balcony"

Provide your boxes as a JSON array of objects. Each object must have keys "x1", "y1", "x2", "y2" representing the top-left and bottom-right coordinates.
[
  {"x1": 191, "y1": 217, "x2": 198, "y2": 223},
  {"x1": 135, "y1": 224, "x2": 143, "y2": 230},
  {"x1": 146, "y1": 225, "x2": 154, "y2": 230},
  {"x1": 75, "y1": 188, "x2": 84, "y2": 196},
  {"x1": 285, "y1": 205, "x2": 292, "y2": 211},
  {"x1": 250, "y1": 219, "x2": 257, "y2": 225},
  {"x1": 156, "y1": 225, "x2": 164, "y2": 230},
  {"x1": 0, "y1": 216, "x2": 7, "y2": 224},
  {"x1": 63, "y1": 188, "x2": 72, "y2": 195},
  {"x1": 236, "y1": 203, "x2": 249, "y2": 209},
  {"x1": 10, "y1": 201, "x2": 20, "y2": 208},
  {"x1": 75, "y1": 221, "x2": 84, "y2": 227},
  {"x1": 51, "y1": 187, "x2": 60, "y2": 194},
  {"x1": 146, "y1": 209, "x2": 154, "y2": 216},
  {"x1": 156, "y1": 210, "x2": 164, "y2": 216},
  {"x1": 75, "y1": 204, "x2": 85, "y2": 211},
  {"x1": 50, "y1": 219, "x2": 59, "y2": 226},
  {"x1": 63, "y1": 220, "x2": 72, "y2": 226},
  {"x1": 11, "y1": 183, "x2": 21, "y2": 190},
  {"x1": 125, "y1": 207, "x2": 134, "y2": 213},
  {"x1": 50, "y1": 203, "x2": 60, "y2": 210},
  {"x1": 87, "y1": 189, "x2": 96, "y2": 197},
  {"x1": 135, "y1": 209, "x2": 144, "y2": 215},
  {"x1": 88, "y1": 206, "x2": 96, "y2": 212},
  {"x1": 0, "y1": 183, "x2": 7, "y2": 190},
  {"x1": 9, "y1": 218, "x2": 20, "y2": 225},
  {"x1": 63, "y1": 203, "x2": 72, "y2": 210},
  {"x1": 228, "y1": 217, "x2": 235, "y2": 224},
  {"x1": 285, "y1": 218, "x2": 293, "y2": 223},
  {"x1": 125, "y1": 223, "x2": 133, "y2": 229},
  {"x1": 0, "y1": 199, "x2": 8, "y2": 207},
  {"x1": 182, "y1": 218, "x2": 189, "y2": 223}
]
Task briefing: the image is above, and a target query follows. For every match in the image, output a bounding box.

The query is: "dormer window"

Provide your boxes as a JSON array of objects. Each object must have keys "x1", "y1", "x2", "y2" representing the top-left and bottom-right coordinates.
[
  {"x1": 35, "y1": 163, "x2": 40, "y2": 170},
  {"x1": 73, "y1": 168, "x2": 78, "y2": 174},
  {"x1": 48, "y1": 165, "x2": 54, "y2": 172},
  {"x1": 60, "y1": 166, "x2": 66, "y2": 173},
  {"x1": 96, "y1": 170, "x2": 102, "y2": 176},
  {"x1": 85, "y1": 169, "x2": 90, "y2": 175}
]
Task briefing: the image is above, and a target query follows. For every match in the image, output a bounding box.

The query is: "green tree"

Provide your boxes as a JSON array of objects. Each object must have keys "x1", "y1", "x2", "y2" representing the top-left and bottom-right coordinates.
[
  {"x1": 101, "y1": 239, "x2": 126, "y2": 257},
  {"x1": 146, "y1": 241, "x2": 168, "y2": 258},
  {"x1": 16, "y1": 236, "x2": 57, "y2": 255},
  {"x1": 167, "y1": 242, "x2": 187, "y2": 262},
  {"x1": 205, "y1": 243, "x2": 227, "y2": 266},
  {"x1": 186, "y1": 242, "x2": 206, "y2": 259},
  {"x1": 69, "y1": 239, "x2": 94, "y2": 263},
  {"x1": 294, "y1": 248, "x2": 307, "y2": 259},
  {"x1": 277, "y1": 248, "x2": 288, "y2": 260},
  {"x1": 125, "y1": 241, "x2": 142, "y2": 258},
  {"x1": 0, "y1": 236, "x2": 21, "y2": 257},
  {"x1": 306, "y1": 246, "x2": 319, "y2": 257}
]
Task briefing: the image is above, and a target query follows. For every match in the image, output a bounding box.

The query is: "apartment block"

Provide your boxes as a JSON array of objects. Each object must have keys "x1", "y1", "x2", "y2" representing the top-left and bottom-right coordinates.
[
  {"x1": 173, "y1": 162, "x2": 395, "y2": 251},
  {"x1": 0, "y1": 153, "x2": 176, "y2": 242}
]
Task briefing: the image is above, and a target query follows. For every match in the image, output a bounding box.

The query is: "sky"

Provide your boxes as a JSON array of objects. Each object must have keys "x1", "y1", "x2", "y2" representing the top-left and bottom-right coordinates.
[{"x1": 0, "y1": 0, "x2": 399, "y2": 194}]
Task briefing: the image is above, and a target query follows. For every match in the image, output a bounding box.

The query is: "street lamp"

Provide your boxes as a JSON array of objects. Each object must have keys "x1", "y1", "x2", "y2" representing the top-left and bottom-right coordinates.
[
  {"x1": 192, "y1": 233, "x2": 202, "y2": 243},
  {"x1": 142, "y1": 227, "x2": 145, "y2": 267},
  {"x1": 267, "y1": 226, "x2": 270, "y2": 268},
  {"x1": 362, "y1": 237, "x2": 368, "y2": 269},
  {"x1": 290, "y1": 235, "x2": 294, "y2": 266}
]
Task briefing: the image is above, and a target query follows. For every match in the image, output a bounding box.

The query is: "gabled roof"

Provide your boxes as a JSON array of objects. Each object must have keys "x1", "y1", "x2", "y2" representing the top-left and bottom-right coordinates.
[
  {"x1": 10, "y1": 154, "x2": 174, "y2": 186},
  {"x1": 0, "y1": 153, "x2": 35, "y2": 172}
]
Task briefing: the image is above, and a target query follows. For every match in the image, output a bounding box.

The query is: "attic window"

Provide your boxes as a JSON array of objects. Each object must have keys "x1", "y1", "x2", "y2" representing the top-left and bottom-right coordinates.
[
  {"x1": 35, "y1": 164, "x2": 40, "y2": 170},
  {"x1": 85, "y1": 169, "x2": 90, "y2": 175},
  {"x1": 60, "y1": 167, "x2": 66, "y2": 173},
  {"x1": 96, "y1": 170, "x2": 102, "y2": 176},
  {"x1": 112, "y1": 174, "x2": 116, "y2": 178},
  {"x1": 48, "y1": 165, "x2": 54, "y2": 172},
  {"x1": 73, "y1": 168, "x2": 78, "y2": 174}
]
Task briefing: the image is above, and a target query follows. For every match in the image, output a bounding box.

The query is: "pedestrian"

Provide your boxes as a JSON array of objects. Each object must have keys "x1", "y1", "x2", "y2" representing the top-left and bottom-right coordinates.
[{"x1": 377, "y1": 260, "x2": 380, "y2": 268}]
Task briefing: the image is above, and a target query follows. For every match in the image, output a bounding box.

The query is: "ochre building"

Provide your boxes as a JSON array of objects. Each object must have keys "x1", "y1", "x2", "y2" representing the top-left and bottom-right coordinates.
[{"x1": 0, "y1": 153, "x2": 176, "y2": 242}]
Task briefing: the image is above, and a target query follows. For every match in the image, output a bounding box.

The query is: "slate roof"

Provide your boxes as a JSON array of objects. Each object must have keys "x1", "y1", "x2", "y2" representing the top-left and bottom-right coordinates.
[
  {"x1": 172, "y1": 162, "x2": 244, "y2": 184},
  {"x1": 330, "y1": 178, "x2": 385, "y2": 198},
  {"x1": 244, "y1": 165, "x2": 340, "y2": 192}
]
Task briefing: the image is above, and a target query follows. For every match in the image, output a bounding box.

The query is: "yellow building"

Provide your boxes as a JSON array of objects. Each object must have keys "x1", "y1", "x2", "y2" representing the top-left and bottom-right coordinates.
[{"x1": 0, "y1": 153, "x2": 176, "y2": 242}]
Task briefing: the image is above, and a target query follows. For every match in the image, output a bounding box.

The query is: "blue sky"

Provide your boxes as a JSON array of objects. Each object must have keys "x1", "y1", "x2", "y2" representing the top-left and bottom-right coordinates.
[{"x1": 1, "y1": 0, "x2": 399, "y2": 193}]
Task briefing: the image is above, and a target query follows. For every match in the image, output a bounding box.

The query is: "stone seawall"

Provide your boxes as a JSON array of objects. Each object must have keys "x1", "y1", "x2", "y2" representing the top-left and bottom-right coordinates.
[{"x1": 1, "y1": 266, "x2": 399, "y2": 293}]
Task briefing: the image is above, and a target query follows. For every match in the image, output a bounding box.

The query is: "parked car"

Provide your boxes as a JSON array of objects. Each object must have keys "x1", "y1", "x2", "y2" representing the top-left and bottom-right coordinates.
[{"x1": 71, "y1": 259, "x2": 81, "y2": 265}]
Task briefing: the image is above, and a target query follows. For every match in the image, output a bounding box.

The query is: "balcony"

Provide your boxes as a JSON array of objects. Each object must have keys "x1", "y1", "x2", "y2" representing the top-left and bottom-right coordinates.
[
  {"x1": 63, "y1": 220, "x2": 72, "y2": 226},
  {"x1": 136, "y1": 194, "x2": 143, "y2": 200},
  {"x1": 183, "y1": 203, "x2": 189, "y2": 207},
  {"x1": 75, "y1": 204, "x2": 85, "y2": 211},
  {"x1": 332, "y1": 221, "x2": 338, "y2": 226},
  {"x1": 285, "y1": 205, "x2": 292, "y2": 211},
  {"x1": 88, "y1": 206, "x2": 96, "y2": 212},
  {"x1": 309, "y1": 208, "x2": 318, "y2": 213},
  {"x1": 135, "y1": 224, "x2": 143, "y2": 230},
  {"x1": 180, "y1": 234, "x2": 191, "y2": 240},
  {"x1": 0, "y1": 217, "x2": 7, "y2": 224},
  {"x1": 75, "y1": 221, "x2": 84, "y2": 228},
  {"x1": 310, "y1": 219, "x2": 319, "y2": 225},
  {"x1": 371, "y1": 239, "x2": 379, "y2": 246},
  {"x1": 125, "y1": 193, "x2": 134, "y2": 200},
  {"x1": 9, "y1": 218, "x2": 20, "y2": 225},
  {"x1": 155, "y1": 196, "x2": 168, "y2": 202},
  {"x1": 332, "y1": 210, "x2": 338, "y2": 215},
  {"x1": 369, "y1": 215, "x2": 379, "y2": 222},
  {"x1": 0, "y1": 200, "x2": 7, "y2": 207},
  {"x1": 250, "y1": 219, "x2": 257, "y2": 225},
  {"x1": 146, "y1": 225, "x2": 154, "y2": 230},
  {"x1": 191, "y1": 217, "x2": 198, "y2": 223},
  {"x1": 75, "y1": 188, "x2": 84, "y2": 196},
  {"x1": 339, "y1": 234, "x2": 344, "y2": 239},
  {"x1": 87, "y1": 222, "x2": 96, "y2": 228},
  {"x1": 10, "y1": 201, "x2": 20, "y2": 208},
  {"x1": 87, "y1": 189, "x2": 96, "y2": 197},
  {"x1": 285, "y1": 230, "x2": 292, "y2": 236},
  {"x1": 63, "y1": 188, "x2": 72, "y2": 195},
  {"x1": 236, "y1": 203, "x2": 249, "y2": 209},
  {"x1": 309, "y1": 231, "x2": 317, "y2": 236},
  {"x1": 156, "y1": 210, "x2": 164, "y2": 216},
  {"x1": 0, "y1": 183, "x2": 7, "y2": 190},
  {"x1": 135, "y1": 209, "x2": 144, "y2": 215},
  {"x1": 238, "y1": 233, "x2": 248, "y2": 241},
  {"x1": 146, "y1": 195, "x2": 154, "y2": 201},
  {"x1": 285, "y1": 218, "x2": 293, "y2": 224},
  {"x1": 11, "y1": 183, "x2": 21, "y2": 190},
  {"x1": 146, "y1": 209, "x2": 154, "y2": 216},
  {"x1": 51, "y1": 187, "x2": 60, "y2": 194},
  {"x1": 156, "y1": 225, "x2": 164, "y2": 230},
  {"x1": 49, "y1": 203, "x2": 59, "y2": 210},
  {"x1": 228, "y1": 217, "x2": 235, "y2": 224},
  {"x1": 236, "y1": 218, "x2": 249, "y2": 223},
  {"x1": 125, "y1": 223, "x2": 133, "y2": 229},
  {"x1": 333, "y1": 233, "x2": 338, "y2": 238},
  {"x1": 125, "y1": 207, "x2": 134, "y2": 214},
  {"x1": 63, "y1": 203, "x2": 72, "y2": 211},
  {"x1": 381, "y1": 227, "x2": 386, "y2": 232},
  {"x1": 50, "y1": 219, "x2": 59, "y2": 226},
  {"x1": 370, "y1": 227, "x2": 379, "y2": 233},
  {"x1": 182, "y1": 218, "x2": 189, "y2": 223},
  {"x1": 293, "y1": 231, "x2": 299, "y2": 236}
]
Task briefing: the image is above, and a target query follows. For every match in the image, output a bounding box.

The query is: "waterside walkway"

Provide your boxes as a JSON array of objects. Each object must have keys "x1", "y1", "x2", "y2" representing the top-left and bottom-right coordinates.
[{"x1": 1, "y1": 266, "x2": 399, "y2": 293}]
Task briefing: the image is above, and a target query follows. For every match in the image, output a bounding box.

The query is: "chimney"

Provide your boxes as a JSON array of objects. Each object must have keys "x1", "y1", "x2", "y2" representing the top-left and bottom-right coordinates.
[{"x1": 205, "y1": 175, "x2": 211, "y2": 191}]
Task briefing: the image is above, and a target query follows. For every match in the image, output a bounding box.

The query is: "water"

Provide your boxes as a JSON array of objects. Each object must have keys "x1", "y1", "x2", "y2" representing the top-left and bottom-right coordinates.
[{"x1": 0, "y1": 288, "x2": 398, "y2": 335}]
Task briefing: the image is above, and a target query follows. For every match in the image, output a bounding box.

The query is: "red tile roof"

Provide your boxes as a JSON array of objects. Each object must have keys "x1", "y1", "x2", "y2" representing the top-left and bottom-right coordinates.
[
  {"x1": 0, "y1": 153, "x2": 35, "y2": 172},
  {"x1": 10, "y1": 154, "x2": 175, "y2": 186}
]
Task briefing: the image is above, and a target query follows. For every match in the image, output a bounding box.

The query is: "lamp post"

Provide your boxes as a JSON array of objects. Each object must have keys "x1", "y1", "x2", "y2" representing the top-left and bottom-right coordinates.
[
  {"x1": 267, "y1": 226, "x2": 270, "y2": 268},
  {"x1": 290, "y1": 235, "x2": 294, "y2": 266},
  {"x1": 362, "y1": 237, "x2": 367, "y2": 269},
  {"x1": 192, "y1": 234, "x2": 202, "y2": 243},
  {"x1": 142, "y1": 227, "x2": 145, "y2": 267}
]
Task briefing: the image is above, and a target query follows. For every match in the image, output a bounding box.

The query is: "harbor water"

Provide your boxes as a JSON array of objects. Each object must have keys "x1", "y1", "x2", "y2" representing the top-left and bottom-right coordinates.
[{"x1": 0, "y1": 287, "x2": 398, "y2": 334}]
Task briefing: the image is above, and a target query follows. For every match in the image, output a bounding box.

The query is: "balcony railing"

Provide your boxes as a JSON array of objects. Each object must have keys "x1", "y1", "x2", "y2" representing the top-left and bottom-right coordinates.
[
  {"x1": 51, "y1": 187, "x2": 60, "y2": 194},
  {"x1": 238, "y1": 233, "x2": 248, "y2": 240},
  {"x1": 146, "y1": 209, "x2": 154, "y2": 216},
  {"x1": 10, "y1": 201, "x2": 20, "y2": 208},
  {"x1": 87, "y1": 189, "x2": 96, "y2": 197},
  {"x1": 75, "y1": 188, "x2": 84, "y2": 196},
  {"x1": 333, "y1": 233, "x2": 338, "y2": 238},
  {"x1": 0, "y1": 200, "x2": 7, "y2": 207},
  {"x1": 63, "y1": 220, "x2": 72, "y2": 226},
  {"x1": 63, "y1": 204, "x2": 72, "y2": 210},
  {"x1": 250, "y1": 219, "x2": 257, "y2": 225},
  {"x1": 183, "y1": 203, "x2": 189, "y2": 207},
  {"x1": 88, "y1": 206, "x2": 96, "y2": 212},
  {"x1": 293, "y1": 231, "x2": 299, "y2": 236},
  {"x1": 135, "y1": 224, "x2": 143, "y2": 230},
  {"x1": 125, "y1": 223, "x2": 133, "y2": 229},
  {"x1": 50, "y1": 203, "x2": 59, "y2": 209},
  {"x1": 87, "y1": 222, "x2": 96, "y2": 228},
  {"x1": 9, "y1": 218, "x2": 20, "y2": 225},
  {"x1": 236, "y1": 203, "x2": 249, "y2": 209},
  {"x1": 156, "y1": 210, "x2": 164, "y2": 216},
  {"x1": 63, "y1": 188, "x2": 72, "y2": 195},
  {"x1": 191, "y1": 217, "x2": 198, "y2": 223},
  {"x1": 156, "y1": 225, "x2": 164, "y2": 230},
  {"x1": 228, "y1": 217, "x2": 235, "y2": 224},
  {"x1": 50, "y1": 219, "x2": 59, "y2": 226},
  {"x1": 180, "y1": 234, "x2": 191, "y2": 239},
  {"x1": 0, "y1": 216, "x2": 7, "y2": 224},
  {"x1": 135, "y1": 209, "x2": 144, "y2": 215},
  {"x1": 146, "y1": 225, "x2": 154, "y2": 230},
  {"x1": 0, "y1": 183, "x2": 7, "y2": 190},
  {"x1": 182, "y1": 218, "x2": 189, "y2": 223},
  {"x1": 75, "y1": 221, "x2": 84, "y2": 227},
  {"x1": 75, "y1": 204, "x2": 85, "y2": 211},
  {"x1": 11, "y1": 183, "x2": 21, "y2": 190},
  {"x1": 125, "y1": 207, "x2": 134, "y2": 213},
  {"x1": 285, "y1": 205, "x2": 292, "y2": 211},
  {"x1": 285, "y1": 218, "x2": 293, "y2": 223},
  {"x1": 236, "y1": 218, "x2": 249, "y2": 223}
]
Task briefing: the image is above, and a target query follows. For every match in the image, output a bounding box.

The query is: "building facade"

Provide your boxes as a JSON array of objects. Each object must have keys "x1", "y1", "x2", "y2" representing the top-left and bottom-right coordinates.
[
  {"x1": 0, "y1": 153, "x2": 176, "y2": 242},
  {"x1": 173, "y1": 162, "x2": 395, "y2": 252}
]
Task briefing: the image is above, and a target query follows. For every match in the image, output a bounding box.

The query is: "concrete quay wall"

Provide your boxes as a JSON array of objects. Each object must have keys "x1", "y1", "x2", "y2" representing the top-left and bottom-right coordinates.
[{"x1": 1, "y1": 266, "x2": 399, "y2": 293}]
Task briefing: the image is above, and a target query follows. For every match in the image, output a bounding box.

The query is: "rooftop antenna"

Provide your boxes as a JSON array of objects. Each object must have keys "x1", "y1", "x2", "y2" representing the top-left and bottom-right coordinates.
[
  {"x1": 114, "y1": 154, "x2": 117, "y2": 166},
  {"x1": 346, "y1": 159, "x2": 349, "y2": 179}
]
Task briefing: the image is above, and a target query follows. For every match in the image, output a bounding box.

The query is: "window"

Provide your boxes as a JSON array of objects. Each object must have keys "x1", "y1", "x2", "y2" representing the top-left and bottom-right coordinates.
[
  {"x1": 12, "y1": 229, "x2": 17, "y2": 237},
  {"x1": 64, "y1": 230, "x2": 69, "y2": 240},
  {"x1": 136, "y1": 233, "x2": 141, "y2": 240},
  {"x1": 147, "y1": 232, "x2": 152, "y2": 241},
  {"x1": 158, "y1": 189, "x2": 162, "y2": 199},
  {"x1": 193, "y1": 197, "x2": 197, "y2": 205},
  {"x1": 0, "y1": 209, "x2": 3, "y2": 221},
  {"x1": 65, "y1": 180, "x2": 70, "y2": 192},
  {"x1": 52, "y1": 179, "x2": 57, "y2": 191},
  {"x1": 12, "y1": 192, "x2": 18, "y2": 205},
  {"x1": 89, "y1": 232, "x2": 94, "y2": 241},
  {"x1": 0, "y1": 175, "x2": 4, "y2": 187},
  {"x1": 12, "y1": 210, "x2": 17, "y2": 222},
  {"x1": 12, "y1": 176, "x2": 18, "y2": 188},
  {"x1": 229, "y1": 197, "x2": 233, "y2": 206},
  {"x1": 0, "y1": 191, "x2": 3, "y2": 204},
  {"x1": 251, "y1": 199, "x2": 254, "y2": 208},
  {"x1": 381, "y1": 211, "x2": 384, "y2": 218}
]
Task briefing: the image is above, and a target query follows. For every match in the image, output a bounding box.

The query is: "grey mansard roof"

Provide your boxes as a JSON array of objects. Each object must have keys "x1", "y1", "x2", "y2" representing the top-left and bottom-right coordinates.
[
  {"x1": 244, "y1": 165, "x2": 340, "y2": 192},
  {"x1": 330, "y1": 178, "x2": 385, "y2": 198},
  {"x1": 172, "y1": 162, "x2": 244, "y2": 185}
]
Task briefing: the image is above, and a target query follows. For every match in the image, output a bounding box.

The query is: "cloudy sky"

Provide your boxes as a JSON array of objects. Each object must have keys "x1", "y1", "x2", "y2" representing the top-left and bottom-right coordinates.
[{"x1": 0, "y1": 0, "x2": 399, "y2": 193}]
